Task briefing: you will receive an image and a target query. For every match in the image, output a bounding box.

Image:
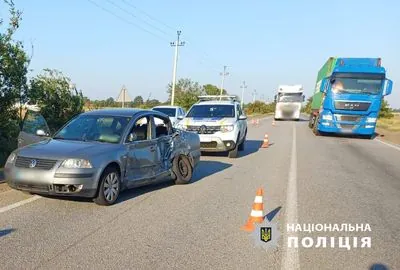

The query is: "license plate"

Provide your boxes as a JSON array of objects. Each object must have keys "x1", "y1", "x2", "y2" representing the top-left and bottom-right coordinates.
[{"x1": 200, "y1": 136, "x2": 212, "y2": 142}]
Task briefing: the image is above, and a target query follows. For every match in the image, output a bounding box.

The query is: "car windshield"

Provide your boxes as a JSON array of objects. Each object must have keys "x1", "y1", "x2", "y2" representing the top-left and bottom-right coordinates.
[
  {"x1": 187, "y1": 105, "x2": 235, "y2": 118},
  {"x1": 53, "y1": 115, "x2": 131, "y2": 143},
  {"x1": 278, "y1": 93, "x2": 303, "y2": 102},
  {"x1": 153, "y1": 107, "x2": 176, "y2": 117},
  {"x1": 330, "y1": 77, "x2": 383, "y2": 95}
]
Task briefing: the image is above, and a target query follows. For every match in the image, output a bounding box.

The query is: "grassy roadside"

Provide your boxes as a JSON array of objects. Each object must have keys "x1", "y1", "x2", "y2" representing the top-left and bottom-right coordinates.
[{"x1": 376, "y1": 114, "x2": 400, "y2": 145}]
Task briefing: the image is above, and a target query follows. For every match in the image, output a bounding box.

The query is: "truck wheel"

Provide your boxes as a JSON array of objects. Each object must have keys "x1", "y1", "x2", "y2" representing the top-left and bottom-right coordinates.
[
  {"x1": 172, "y1": 155, "x2": 193, "y2": 184},
  {"x1": 308, "y1": 115, "x2": 315, "y2": 129},
  {"x1": 312, "y1": 116, "x2": 320, "y2": 136},
  {"x1": 94, "y1": 166, "x2": 121, "y2": 206}
]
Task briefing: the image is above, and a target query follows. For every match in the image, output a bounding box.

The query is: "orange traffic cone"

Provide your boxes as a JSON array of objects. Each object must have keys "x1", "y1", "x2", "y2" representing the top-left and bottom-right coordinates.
[
  {"x1": 241, "y1": 188, "x2": 265, "y2": 232},
  {"x1": 256, "y1": 119, "x2": 260, "y2": 127},
  {"x1": 272, "y1": 120, "x2": 276, "y2": 127},
  {"x1": 261, "y1": 134, "x2": 269, "y2": 148}
]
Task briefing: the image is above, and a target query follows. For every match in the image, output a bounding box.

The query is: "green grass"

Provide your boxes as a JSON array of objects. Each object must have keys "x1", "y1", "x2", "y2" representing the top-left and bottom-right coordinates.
[{"x1": 377, "y1": 114, "x2": 400, "y2": 132}]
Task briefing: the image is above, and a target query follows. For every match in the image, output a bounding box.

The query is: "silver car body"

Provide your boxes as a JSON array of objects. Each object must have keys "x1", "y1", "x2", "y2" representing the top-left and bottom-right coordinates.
[{"x1": 5, "y1": 109, "x2": 200, "y2": 198}]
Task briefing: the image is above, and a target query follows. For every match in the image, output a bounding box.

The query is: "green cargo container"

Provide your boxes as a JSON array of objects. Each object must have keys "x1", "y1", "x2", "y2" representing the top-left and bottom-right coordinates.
[{"x1": 310, "y1": 57, "x2": 338, "y2": 111}]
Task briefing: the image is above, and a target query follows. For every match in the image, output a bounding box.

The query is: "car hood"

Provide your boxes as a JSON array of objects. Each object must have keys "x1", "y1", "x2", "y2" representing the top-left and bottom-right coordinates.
[
  {"x1": 182, "y1": 117, "x2": 236, "y2": 126},
  {"x1": 16, "y1": 139, "x2": 121, "y2": 160}
]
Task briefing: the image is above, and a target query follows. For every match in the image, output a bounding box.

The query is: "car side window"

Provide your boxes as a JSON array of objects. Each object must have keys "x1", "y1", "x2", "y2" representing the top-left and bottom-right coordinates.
[
  {"x1": 22, "y1": 110, "x2": 50, "y2": 135},
  {"x1": 153, "y1": 116, "x2": 172, "y2": 139},
  {"x1": 126, "y1": 116, "x2": 150, "y2": 143}
]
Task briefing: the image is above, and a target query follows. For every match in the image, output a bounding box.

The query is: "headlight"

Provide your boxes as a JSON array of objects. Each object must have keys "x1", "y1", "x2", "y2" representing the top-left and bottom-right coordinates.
[
  {"x1": 321, "y1": 114, "x2": 333, "y2": 121},
  {"x1": 220, "y1": 125, "x2": 234, "y2": 132},
  {"x1": 61, "y1": 159, "x2": 92, "y2": 168},
  {"x1": 6, "y1": 153, "x2": 16, "y2": 164},
  {"x1": 366, "y1": 117, "x2": 377, "y2": 123}
]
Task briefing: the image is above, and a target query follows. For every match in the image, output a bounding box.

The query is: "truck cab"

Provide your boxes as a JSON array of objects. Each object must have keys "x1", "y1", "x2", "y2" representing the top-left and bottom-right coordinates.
[
  {"x1": 309, "y1": 58, "x2": 393, "y2": 138},
  {"x1": 274, "y1": 85, "x2": 305, "y2": 121}
]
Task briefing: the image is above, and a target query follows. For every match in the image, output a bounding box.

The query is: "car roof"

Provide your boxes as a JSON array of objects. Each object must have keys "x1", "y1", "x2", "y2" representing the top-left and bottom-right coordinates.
[
  {"x1": 82, "y1": 108, "x2": 150, "y2": 117},
  {"x1": 195, "y1": 100, "x2": 237, "y2": 105},
  {"x1": 152, "y1": 106, "x2": 180, "y2": 109}
]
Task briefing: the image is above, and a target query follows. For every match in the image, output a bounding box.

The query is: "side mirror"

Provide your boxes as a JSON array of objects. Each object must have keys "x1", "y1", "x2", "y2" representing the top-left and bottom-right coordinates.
[
  {"x1": 36, "y1": 129, "x2": 47, "y2": 136},
  {"x1": 239, "y1": 115, "x2": 247, "y2": 120},
  {"x1": 320, "y1": 78, "x2": 329, "y2": 93},
  {"x1": 274, "y1": 95, "x2": 277, "y2": 103},
  {"x1": 177, "y1": 115, "x2": 184, "y2": 120},
  {"x1": 303, "y1": 95, "x2": 305, "y2": 102},
  {"x1": 383, "y1": 79, "x2": 393, "y2": 96}
]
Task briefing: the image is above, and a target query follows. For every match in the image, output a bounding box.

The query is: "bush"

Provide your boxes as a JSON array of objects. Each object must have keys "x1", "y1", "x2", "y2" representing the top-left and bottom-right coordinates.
[{"x1": 245, "y1": 101, "x2": 275, "y2": 115}]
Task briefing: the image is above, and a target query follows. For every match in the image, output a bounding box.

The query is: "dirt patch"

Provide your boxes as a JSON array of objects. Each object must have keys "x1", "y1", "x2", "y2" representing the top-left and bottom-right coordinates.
[
  {"x1": 375, "y1": 128, "x2": 400, "y2": 145},
  {"x1": 0, "y1": 183, "x2": 11, "y2": 193}
]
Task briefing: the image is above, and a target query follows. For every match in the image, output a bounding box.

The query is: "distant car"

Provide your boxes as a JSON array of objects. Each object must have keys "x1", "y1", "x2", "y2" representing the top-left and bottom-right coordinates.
[
  {"x1": 152, "y1": 106, "x2": 186, "y2": 127},
  {"x1": 4, "y1": 109, "x2": 200, "y2": 206},
  {"x1": 176, "y1": 96, "x2": 247, "y2": 158}
]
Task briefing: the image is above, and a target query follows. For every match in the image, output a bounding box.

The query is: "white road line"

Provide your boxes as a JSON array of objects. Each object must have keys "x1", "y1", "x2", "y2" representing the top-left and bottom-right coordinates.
[
  {"x1": 0, "y1": 195, "x2": 41, "y2": 214},
  {"x1": 281, "y1": 124, "x2": 300, "y2": 270},
  {"x1": 375, "y1": 138, "x2": 400, "y2": 152}
]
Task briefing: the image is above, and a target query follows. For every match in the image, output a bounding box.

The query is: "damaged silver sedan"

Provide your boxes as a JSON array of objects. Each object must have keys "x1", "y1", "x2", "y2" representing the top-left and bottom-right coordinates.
[{"x1": 4, "y1": 109, "x2": 201, "y2": 205}]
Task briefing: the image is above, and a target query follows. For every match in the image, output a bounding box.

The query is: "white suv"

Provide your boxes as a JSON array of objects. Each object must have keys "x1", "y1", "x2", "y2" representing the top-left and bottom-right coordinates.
[{"x1": 177, "y1": 96, "x2": 247, "y2": 158}]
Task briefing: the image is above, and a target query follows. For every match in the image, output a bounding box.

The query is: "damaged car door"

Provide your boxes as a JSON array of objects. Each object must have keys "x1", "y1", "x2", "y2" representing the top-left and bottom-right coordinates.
[{"x1": 18, "y1": 110, "x2": 51, "y2": 148}]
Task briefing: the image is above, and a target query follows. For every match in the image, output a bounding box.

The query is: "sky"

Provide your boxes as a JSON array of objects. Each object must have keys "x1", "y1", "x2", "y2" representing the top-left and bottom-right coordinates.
[{"x1": 2, "y1": 0, "x2": 399, "y2": 107}]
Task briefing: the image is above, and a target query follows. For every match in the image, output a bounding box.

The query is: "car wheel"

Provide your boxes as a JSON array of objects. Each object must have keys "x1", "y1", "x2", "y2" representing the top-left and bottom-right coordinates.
[
  {"x1": 173, "y1": 155, "x2": 193, "y2": 184},
  {"x1": 228, "y1": 136, "x2": 240, "y2": 158},
  {"x1": 238, "y1": 131, "x2": 246, "y2": 151},
  {"x1": 94, "y1": 166, "x2": 121, "y2": 206}
]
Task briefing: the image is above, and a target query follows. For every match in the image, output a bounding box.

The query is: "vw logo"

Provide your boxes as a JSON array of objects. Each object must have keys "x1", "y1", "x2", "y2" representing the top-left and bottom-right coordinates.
[
  {"x1": 199, "y1": 125, "x2": 207, "y2": 134},
  {"x1": 29, "y1": 159, "x2": 37, "y2": 168}
]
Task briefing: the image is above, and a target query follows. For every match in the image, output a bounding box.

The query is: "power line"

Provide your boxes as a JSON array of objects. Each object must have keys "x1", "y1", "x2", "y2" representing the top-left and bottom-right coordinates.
[
  {"x1": 86, "y1": 0, "x2": 168, "y2": 42},
  {"x1": 105, "y1": 0, "x2": 171, "y2": 38}
]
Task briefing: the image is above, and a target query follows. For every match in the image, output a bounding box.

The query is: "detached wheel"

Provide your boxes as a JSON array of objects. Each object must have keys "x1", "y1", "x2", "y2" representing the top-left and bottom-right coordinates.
[
  {"x1": 94, "y1": 166, "x2": 120, "y2": 206},
  {"x1": 173, "y1": 155, "x2": 193, "y2": 184}
]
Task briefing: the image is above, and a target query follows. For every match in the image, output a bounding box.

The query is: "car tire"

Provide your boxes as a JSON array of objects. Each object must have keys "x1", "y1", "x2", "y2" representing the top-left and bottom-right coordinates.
[
  {"x1": 93, "y1": 166, "x2": 121, "y2": 206},
  {"x1": 238, "y1": 131, "x2": 246, "y2": 151},
  {"x1": 173, "y1": 155, "x2": 193, "y2": 185},
  {"x1": 228, "y1": 136, "x2": 240, "y2": 158}
]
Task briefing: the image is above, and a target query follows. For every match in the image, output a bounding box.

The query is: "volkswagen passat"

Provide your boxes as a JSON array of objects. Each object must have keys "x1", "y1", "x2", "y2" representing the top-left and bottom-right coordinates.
[{"x1": 4, "y1": 109, "x2": 200, "y2": 205}]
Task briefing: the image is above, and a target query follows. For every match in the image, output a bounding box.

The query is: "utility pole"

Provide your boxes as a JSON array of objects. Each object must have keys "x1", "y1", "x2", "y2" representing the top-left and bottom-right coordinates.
[
  {"x1": 240, "y1": 81, "x2": 247, "y2": 108},
  {"x1": 252, "y1": 89, "x2": 257, "y2": 103},
  {"x1": 170, "y1": 30, "x2": 185, "y2": 106},
  {"x1": 219, "y1": 65, "x2": 229, "y2": 99}
]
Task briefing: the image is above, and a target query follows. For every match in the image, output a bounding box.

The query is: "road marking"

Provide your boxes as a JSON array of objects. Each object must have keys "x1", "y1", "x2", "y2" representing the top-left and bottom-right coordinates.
[
  {"x1": 281, "y1": 124, "x2": 300, "y2": 270},
  {"x1": 0, "y1": 195, "x2": 41, "y2": 214},
  {"x1": 375, "y1": 138, "x2": 400, "y2": 152}
]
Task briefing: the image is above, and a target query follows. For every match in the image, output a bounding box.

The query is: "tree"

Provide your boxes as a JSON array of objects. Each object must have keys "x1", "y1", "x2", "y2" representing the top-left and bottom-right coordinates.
[
  {"x1": 203, "y1": 84, "x2": 226, "y2": 95},
  {"x1": 302, "y1": 97, "x2": 313, "y2": 114},
  {"x1": 105, "y1": 97, "x2": 115, "y2": 107},
  {"x1": 245, "y1": 101, "x2": 275, "y2": 115},
  {"x1": 29, "y1": 69, "x2": 84, "y2": 133},
  {"x1": 167, "y1": 78, "x2": 204, "y2": 110},
  {"x1": 0, "y1": 0, "x2": 30, "y2": 165},
  {"x1": 379, "y1": 99, "x2": 394, "y2": 119},
  {"x1": 133, "y1": 95, "x2": 144, "y2": 106}
]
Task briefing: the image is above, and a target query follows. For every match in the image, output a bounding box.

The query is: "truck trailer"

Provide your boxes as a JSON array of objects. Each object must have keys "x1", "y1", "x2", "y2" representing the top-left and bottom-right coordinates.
[
  {"x1": 308, "y1": 57, "x2": 393, "y2": 139},
  {"x1": 274, "y1": 85, "x2": 305, "y2": 121}
]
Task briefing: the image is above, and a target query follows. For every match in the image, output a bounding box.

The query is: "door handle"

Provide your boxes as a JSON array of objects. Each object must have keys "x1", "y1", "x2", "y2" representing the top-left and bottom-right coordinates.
[{"x1": 150, "y1": 146, "x2": 156, "y2": 152}]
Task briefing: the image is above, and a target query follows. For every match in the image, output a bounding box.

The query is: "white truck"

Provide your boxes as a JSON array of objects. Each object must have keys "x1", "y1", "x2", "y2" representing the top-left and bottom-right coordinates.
[{"x1": 274, "y1": 85, "x2": 305, "y2": 121}]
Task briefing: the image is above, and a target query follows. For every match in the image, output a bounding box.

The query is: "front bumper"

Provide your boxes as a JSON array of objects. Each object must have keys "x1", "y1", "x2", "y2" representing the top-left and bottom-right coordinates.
[
  {"x1": 4, "y1": 166, "x2": 98, "y2": 198},
  {"x1": 317, "y1": 117, "x2": 376, "y2": 135},
  {"x1": 198, "y1": 134, "x2": 237, "y2": 152}
]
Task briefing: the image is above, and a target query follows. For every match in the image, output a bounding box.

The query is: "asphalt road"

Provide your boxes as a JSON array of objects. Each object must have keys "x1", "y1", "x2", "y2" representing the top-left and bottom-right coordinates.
[{"x1": 1, "y1": 117, "x2": 399, "y2": 270}]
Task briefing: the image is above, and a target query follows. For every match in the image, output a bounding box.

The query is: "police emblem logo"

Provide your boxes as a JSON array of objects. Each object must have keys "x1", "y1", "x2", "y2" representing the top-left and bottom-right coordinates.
[{"x1": 260, "y1": 227, "x2": 272, "y2": 243}]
